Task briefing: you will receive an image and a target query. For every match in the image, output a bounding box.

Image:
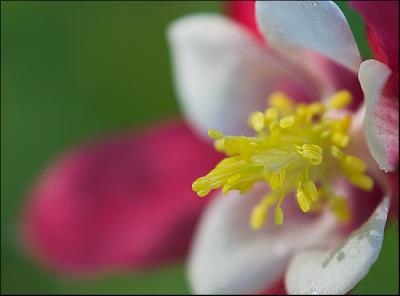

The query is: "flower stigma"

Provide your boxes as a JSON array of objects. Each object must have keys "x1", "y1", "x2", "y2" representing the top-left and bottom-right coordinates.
[{"x1": 192, "y1": 90, "x2": 374, "y2": 230}]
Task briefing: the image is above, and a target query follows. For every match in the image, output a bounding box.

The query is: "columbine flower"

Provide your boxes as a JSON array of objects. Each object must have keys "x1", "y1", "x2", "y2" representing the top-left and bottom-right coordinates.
[
  {"x1": 20, "y1": 1, "x2": 397, "y2": 294},
  {"x1": 167, "y1": 1, "x2": 398, "y2": 294}
]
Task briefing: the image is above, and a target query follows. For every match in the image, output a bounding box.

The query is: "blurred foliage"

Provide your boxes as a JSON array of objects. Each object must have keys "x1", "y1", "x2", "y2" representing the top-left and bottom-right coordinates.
[{"x1": 1, "y1": 1, "x2": 398, "y2": 294}]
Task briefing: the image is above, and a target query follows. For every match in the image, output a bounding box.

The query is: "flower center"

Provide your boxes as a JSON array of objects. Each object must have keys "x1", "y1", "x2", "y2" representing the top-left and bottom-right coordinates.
[{"x1": 192, "y1": 90, "x2": 374, "y2": 230}]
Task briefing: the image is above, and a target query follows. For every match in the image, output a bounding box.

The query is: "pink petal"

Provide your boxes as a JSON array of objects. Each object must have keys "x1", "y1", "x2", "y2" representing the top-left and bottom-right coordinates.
[
  {"x1": 167, "y1": 15, "x2": 322, "y2": 140},
  {"x1": 348, "y1": 112, "x2": 398, "y2": 218},
  {"x1": 358, "y1": 59, "x2": 399, "y2": 172},
  {"x1": 226, "y1": 1, "x2": 364, "y2": 109},
  {"x1": 337, "y1": 180, "x2": 383, "y2": 235},
  {"x1": 254, "y1": 1, "x2": 363, "y2": 108},
  {"x1": 300, "y1": 51, "x2": 364, "y2": 111},
  {"x1": 258, "y1": 279, "x2": 286, "y2": 295},
  {"x1": 225, "y1": 0, "x2": 264, "y2": 42},
  {"x1": 256, "y1": 1, "x2": 361, "y2": 73},
  {"x1": 188, "y1": 184, "x2": 342, "y2": 294},
  {"x1": 285, "y1": 197, "x2": 390, "y2": 294},
  {"x1": 20, "y1": 121, "x2": 222, "y2": 275},
  {"x1": 371, "y1": 95, "x2": 400, "y2": 169},
  {"x1": 350, "y1": 1, "x2": 399, "y2": 97}
]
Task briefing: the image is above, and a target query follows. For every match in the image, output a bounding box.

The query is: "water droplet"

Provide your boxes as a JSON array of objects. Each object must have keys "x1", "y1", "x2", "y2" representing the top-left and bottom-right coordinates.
[
  {"x1": 336, "y1": 251, "x2": 345, "y2": 261},
  {"x1": 347, "y1": 248, "x2": 357, "y2": 258}
]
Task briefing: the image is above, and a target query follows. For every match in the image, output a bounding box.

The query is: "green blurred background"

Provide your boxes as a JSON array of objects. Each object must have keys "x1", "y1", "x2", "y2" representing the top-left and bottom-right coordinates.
[{"x1": 1, "y1": 1, "x2": 398, "y2": 294}]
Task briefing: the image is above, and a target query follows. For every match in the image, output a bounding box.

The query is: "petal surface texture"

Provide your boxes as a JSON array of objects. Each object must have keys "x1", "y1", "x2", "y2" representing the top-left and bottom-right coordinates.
[
  {"x1": 256, "y1": 1, "x2": 361, "y2": 73},
  {"x1": 285, "y1": 197, "x2": 390, "y2": 295},
  {"x1": 167, "y1": 14, "x2": 320, "y2": 139},
  {"x1": 359, "y1": 59, "x2": 398, "y2": 171},
  {"x1": 21, "y1": 121, "x2": 222, "y2": 275},
  {"x1": 188, "y1": 184, "x2": 340, "y2": 294}
]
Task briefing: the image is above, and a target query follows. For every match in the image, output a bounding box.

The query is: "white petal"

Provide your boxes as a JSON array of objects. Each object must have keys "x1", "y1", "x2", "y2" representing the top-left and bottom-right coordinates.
[
  {"x1": 358, "y1": 59, "x2": 398, "y2": 172},
  {"x1": 167, "y1": 14, "x2": 320, "y2": 140},
  {"x1": 285, "y1": 197, "x2": 390, "y2": 295},
  {"x1": 188, "y1": 184, "x2": 340, "y2": 294},
  {"x1": 256, "y1": 1, "x2": 361, "y2": 73}
]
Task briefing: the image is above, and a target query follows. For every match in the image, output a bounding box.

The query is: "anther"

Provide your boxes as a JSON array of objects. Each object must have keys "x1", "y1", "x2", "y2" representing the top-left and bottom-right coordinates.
[
  {"x1": 269, "y1": 170, "x2": 286, "y2": 189},
  {"x1": 303, "y1": 180, "x2": 318, "y2": 202},
  {"x1": 349, "y1": 174, "x2": 373, "y2": 191},
  {"x1": 249, "y1": 112, "x2": 265, "y2": 132},
  {"x1": 328, "y1": 90, "x2": 352, "y2": 109},
  {"x1": 208, "y1": 129, "x2": 224, "y2": 140},
  {"x1": 268, "y1": 92, "x2": 293, "y2": 115},
  {"x1": 250, "y1": 205, "x2": 267, "y2": 230},
  {"x1": 275, "y1": 207, "x2": 284, "y2": 225},
  {"x1": 331, "y1": 132, "x2": 350, "y2": 147},
  {"x1": 279, "y1": 115, "x2": 295, "y2": 128},
  {"x1": 264, "y1": 107, "x2": 279, "y2": 122},
  {"x1": 342, "y1": 156, "x2": 367, "y2": 173},
  {"x1": 329, "y1": 196, "x2": 350, "y2": 222},
  {"x1": 296, "y1": 189, "x2": 311, "y2": 212},
  {"x1": 297, "y1": 144, "x2": 323, "y2": 165}
]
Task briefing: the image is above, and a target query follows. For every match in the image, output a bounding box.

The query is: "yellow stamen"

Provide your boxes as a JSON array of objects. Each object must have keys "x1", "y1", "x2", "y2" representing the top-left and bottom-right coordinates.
[
  {"x1": 349, "y1": 174, "x2": 374, "y2": 191},
  {"x1": 249, "y1": 111, "x2": 265, "y2": 132},
  {"x1": 308, "y1": 102, "x2": 325, "y2": 118},
  {"x1": 296, "y1": 189, "x2": 311, "y2": 213},
  {"x1": 275, "y1": 207, "x2": 284, "y2": 226},
  {"x1": 268, "y1": 92, "x2": 293, "y2": 115},
  {"x1": 208, "y1": 129, "x2": 224, "y2": 140},
  {"x1": 192, "y1": 90, "x2": 373, "y2": 229},
  {"x1": 331, "y1": 131, "x2": 350, "y2": 148},
  {"x1": 331, "y1": 145, "x2": 346, "y2": 159},
  {"x1": 331, "y1": 115, "x2": 352, "y2": 133},
  {"x1": 268, "y1": 170, "x2": 286, "y2": 189},
  {"x1": 214, "y1": 138, "x2": 225, "y2": 152},
  {"x1": 329, "y1": 196, "x2": 351, "y2": 222},
  {"x1": 297, "y1": 144, "x2": 323, "y2": 165},
  {"x1": 304, "y1": 180, "x2": 318, "y2": 202},
  {"x1": 342, "y1": 155, "x2": 367, "y2": 173},
  {"x1": 250, "y1": 193, "x2": 277, "y2": 230},
  {"x1": 328, "y1": 90, "x2": 352, "y2": 109},
  {"x1": 279, "y1": 115, "x2": 295, "y2": 129},
  {"x1": 265, "y1": 107, "x2": 279, "y2": 122},
  {"x1": 251, "y1": 205, "x2": 267, "y2": 230},
  {"x1": 269, "y1": 119, "x2": 279, "y2": 132}
]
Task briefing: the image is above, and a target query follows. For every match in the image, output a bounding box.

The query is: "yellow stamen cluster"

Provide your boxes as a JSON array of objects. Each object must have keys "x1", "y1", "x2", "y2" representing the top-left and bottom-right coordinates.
[{"x1": 192, "y1": 90, "x2": 373, "y2": 230}]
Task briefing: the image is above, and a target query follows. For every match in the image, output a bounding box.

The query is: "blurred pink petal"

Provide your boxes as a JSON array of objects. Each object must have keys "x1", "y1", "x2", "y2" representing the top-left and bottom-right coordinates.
[
  {"x1": 225, "y1": 0, "x2": 263, "y2": 42},
  {"x1": 21, "y1": 121, "x2": 222, "y2": 275},
  {"x1": 351, "y1": 1, "x2": 399, "y2": 96}
]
